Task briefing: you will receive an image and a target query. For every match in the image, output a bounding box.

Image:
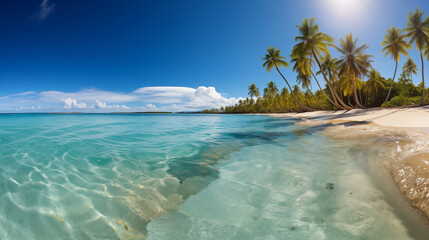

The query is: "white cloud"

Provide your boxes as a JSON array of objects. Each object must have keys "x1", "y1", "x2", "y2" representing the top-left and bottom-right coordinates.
[
  {"x1": 134, "y1": 86, "x2": 241, "y2": 110},
  {"x1": 95, "y1": 99, "x2": 129, "y2": 110},
  {"x1": 0, "y1": 86, "x2": 242, "y2": 112},
  {"x1": 33, "y1": 0, "x2": 55, "y2": 21},
  {"x1": 61, "y1": 98, "x2": 87, "y2": 109},
  {"x1": 40, "y1": 89, "x2": 137, "y2": 103},
  {"x1": 144, "y1": 104, "x2": 157, "y2": 111},
  {"x1": 95, "y1": 99, "x2": 107, "y2": 109}
]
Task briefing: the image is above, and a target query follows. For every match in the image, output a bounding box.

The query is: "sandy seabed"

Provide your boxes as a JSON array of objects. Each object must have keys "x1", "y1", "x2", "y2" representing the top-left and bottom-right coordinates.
[{"x1": 264, "y1": 106, "x2": 429, "y2": 221}]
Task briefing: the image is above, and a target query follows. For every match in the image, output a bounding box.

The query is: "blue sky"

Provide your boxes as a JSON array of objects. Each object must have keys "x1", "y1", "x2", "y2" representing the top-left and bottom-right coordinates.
[{"x1": 1, "y1": 0, "x2": 429, "y2": 112}]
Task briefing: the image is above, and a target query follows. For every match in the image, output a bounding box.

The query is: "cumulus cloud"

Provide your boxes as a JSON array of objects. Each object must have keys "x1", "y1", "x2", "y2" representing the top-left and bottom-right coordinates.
[
  {"x1": 0, "y1": 86, "x2": 242, "y2": 112},
  {"x1": 61, "y1": 98, "x2": 87, "y2": 109},
  {"x1": 33, "y1": 0, "x2": 56, "y2": 21},
  {"x1": 134, "y1": 86, "x2": 241, "y2": 109},
  {"x1": 144, "y1": 104, "x2": 157, "y2": 111},
  {"x1": 95, "y1": 99, "x2": 129, "y2": 110},
  {"x1": 95, "y1": 99, "x2": 107, "y2": 109}
]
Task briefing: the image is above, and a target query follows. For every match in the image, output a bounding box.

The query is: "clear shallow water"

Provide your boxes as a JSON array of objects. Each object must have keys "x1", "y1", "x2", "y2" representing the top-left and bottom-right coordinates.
[{"x1": 0, "y1": 114, "x2": 425, "y2": 239}]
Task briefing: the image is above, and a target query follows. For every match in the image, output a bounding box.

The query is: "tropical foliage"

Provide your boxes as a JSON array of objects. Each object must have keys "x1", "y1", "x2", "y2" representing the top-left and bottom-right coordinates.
[{"x1": 204, "y1": 8, "x2": 429, "y2": 113}]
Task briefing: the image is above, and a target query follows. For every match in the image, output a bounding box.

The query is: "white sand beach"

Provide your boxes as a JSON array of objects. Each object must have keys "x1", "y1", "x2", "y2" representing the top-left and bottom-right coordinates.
[{"x1": 266, "y1": 106, "x2": 429, "y2": 133}]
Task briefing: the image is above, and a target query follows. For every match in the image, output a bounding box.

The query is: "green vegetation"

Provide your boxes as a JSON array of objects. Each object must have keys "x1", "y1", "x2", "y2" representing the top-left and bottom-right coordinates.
[{"x1": 204, "y1": 8, "x2": 429, "y2": 113}]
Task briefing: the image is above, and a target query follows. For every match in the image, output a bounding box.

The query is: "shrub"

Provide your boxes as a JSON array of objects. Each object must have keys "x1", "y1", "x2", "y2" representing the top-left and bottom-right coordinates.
[{"x1": 382, "y1": 95, "x2": 421, "y2": 107}]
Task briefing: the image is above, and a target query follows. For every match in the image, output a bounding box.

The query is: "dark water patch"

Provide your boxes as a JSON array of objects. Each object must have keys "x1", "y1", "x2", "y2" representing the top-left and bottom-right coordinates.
[
  {"x1": 264, "y1": 121, "x2": 295, "y2": 129},
  {"x1": 166, "y1": 126, "x2": 299, "y2": 201},
  {"x1": 291, "y1": 123, "x2": 335, "y2": 137},
  {"x1": 166, "y1": 128, "x2": 295, "y2": 200},
  {"x1": 167, "y1": 142, "x2": 244, "y2": 191},
  {"x1": 244, "y1": 117, "x2": 297, "y2": 124},
  {"x1": 226, "y1": 131, "x2": 292, "y2": 142},
  {"x1": 87, "y1": 156, "x2": 113, "y2": 166}
]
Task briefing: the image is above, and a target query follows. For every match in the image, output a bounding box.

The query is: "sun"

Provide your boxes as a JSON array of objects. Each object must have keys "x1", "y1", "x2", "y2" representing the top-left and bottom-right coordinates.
[{"x1": 322, "y1": 0, "x2": 368, "y2": 20}]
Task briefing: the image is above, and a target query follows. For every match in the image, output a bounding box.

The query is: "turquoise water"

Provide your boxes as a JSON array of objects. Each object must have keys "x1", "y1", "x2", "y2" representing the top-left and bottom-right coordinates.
[{"x1": 0, "y1": 114, "x2": 426, "y2": 239}]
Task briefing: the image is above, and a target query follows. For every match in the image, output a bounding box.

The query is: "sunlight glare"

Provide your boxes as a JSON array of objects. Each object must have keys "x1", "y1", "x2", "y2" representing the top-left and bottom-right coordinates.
[{"x1": 323, "y1": 0, "x2": 367, "y2": 21}]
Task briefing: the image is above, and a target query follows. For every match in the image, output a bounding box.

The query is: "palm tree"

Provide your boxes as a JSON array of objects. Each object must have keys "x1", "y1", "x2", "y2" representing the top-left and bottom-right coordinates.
[
  {"x1": 382, "y1": 26, "x2": 412, "y2": 104},
  {"x1": 404, "y1": 7, "x2": 429, "y2": 105},
  {"x1": 296, "y1": 72, "x2": 324, "y2": 108},
  {"x1": 295, "y1": 72, "x2": 311, "y2": 90},
  {"x1": 262, "y1": 46, "x2": 311, "y2": 111},
  {"x1": 335, "y1": 33, "x2": 373, "y2": 108},
  {"x1": 248, "y1": 83, "x2": 260, "y2": 99},
  {"x1": 316, "y1": 56, "x2": 342, "y2": 107},
  {"x1": 264, "y1": 81, "x2": 279, "y2": 97},
  {"x1": 358, "y1": 54, "x2": 374, "y2": 105},
  {"x1": 280, "y1": 87, "x2": 289, "y2": 96},
  {"x1": 293, "y1": 18, "x2": 351, "y2": 110},
  {"x1": 340, "y1": 76, "x2": 363, "y2": 107},
  {"x1": 289, "y1": 49, "x2": 325, "y2": 109},
  {"x1": 403, "y1": 58, "x2": 418, "y2": 81},
  {"x1": 364, "y1": 69, "x2": 385, "y2": 105}
]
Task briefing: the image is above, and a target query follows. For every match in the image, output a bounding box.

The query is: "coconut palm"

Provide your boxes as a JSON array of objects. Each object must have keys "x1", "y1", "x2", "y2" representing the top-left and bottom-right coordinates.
[
  {"x1": 248, "y1": 83, "x2": 260, "y2": 99},
  {"x1": 262, "y1": 46, "x2": 311, "y2": 111},
  {"x1": 364, "y1": 69, "x2": 385, "y2": 105},
  {"x1": 403, "y1": 58, "x2": 418, "y2": 81},
  {"x1": 404, "y1": 7, "x2": 429, "y2": 105},
  {"x1": 295, "y1": 72, "x2": 311, "y2": 90},
  {"x1": 381, "y1": 26, "x2": 412, "y2": 103},
  {"x1": 290, "y1": 52, "x2": 313, "y2": 90},
  {"x1": 290, "y1": 50, "x2": 326, "y2": 109},
  {"x1": 335, "y1": 33, "x2": 373, "y2": 108},
  {"x1": 358, "y1": 54, "x2": 374, "y2": 104},
  {"x1": 296, "y1": 72, "x2": 325, "y2": 109},
  {"x1": 340, "y1": 76, "x2": 364, "y2": 107},
  {"x1": 264, "y1": 81, "x2": 279, "y2": 97},
  {"x1": 318, "y1": 56, "x2": 339, "y2": 83},
  {"x1": 293, "y1": 18, "x2": 351, "y2": 110},
  {"x1": 316, "y1": 56, "x2": 344, "y2": 107}
]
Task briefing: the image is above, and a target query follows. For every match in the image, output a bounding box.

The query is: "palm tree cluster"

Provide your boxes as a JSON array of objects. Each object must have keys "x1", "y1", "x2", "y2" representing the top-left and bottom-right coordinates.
[{"x1": 204, "y1": 8, "x2": 429, "y2": 114}]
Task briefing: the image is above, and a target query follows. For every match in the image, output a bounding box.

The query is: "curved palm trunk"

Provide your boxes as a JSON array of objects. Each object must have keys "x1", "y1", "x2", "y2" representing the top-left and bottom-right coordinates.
[
  {"x1": 312, "y1": 51, "x2": 353, "y2": 110},
  {"x1": 275, "y1": 66, "x2": 312, "y2": 111},
  {"x1": 420, "y1": 51, "x2": 426, "y2": 105},
  {"x1": 358, "y1": 88, "x2": 363, "y2": 106},
  {"x1": 352, "y1": 76, "x2": 364, "y2": 108},
  {"x1": 327, "y1": 72, "x2": 340, "y2": 107},
  {"x1": 383, "y1": 60, "x2": 398, "y2": 104},
  {"x1": 311, "y1": 72, "x2": 343, "y2": 109}
]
